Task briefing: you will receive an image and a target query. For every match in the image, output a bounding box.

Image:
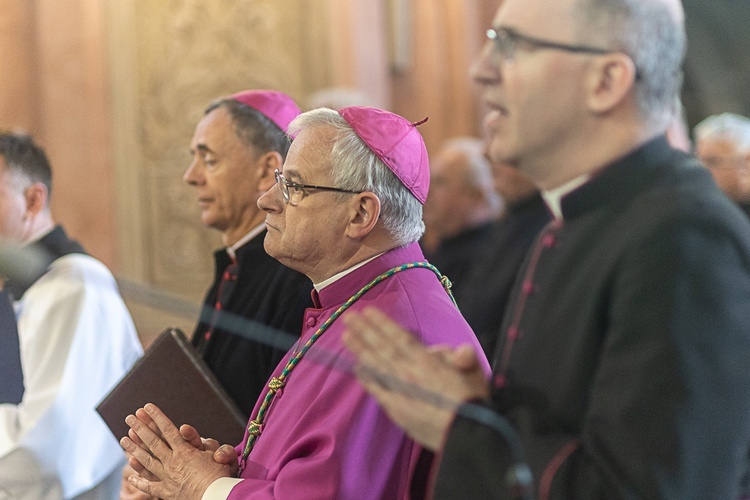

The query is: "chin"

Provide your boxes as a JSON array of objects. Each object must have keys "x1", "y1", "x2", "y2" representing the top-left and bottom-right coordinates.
[
  {"x1": 262, "y1": 237, "x2": 281, "y2": 259},
  {"x1": 201, "y1": 215, "x2": 221, "y2": 230}
]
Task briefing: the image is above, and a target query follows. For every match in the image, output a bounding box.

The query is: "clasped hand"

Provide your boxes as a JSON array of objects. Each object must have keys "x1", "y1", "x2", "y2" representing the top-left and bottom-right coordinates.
[{"x1": 120, "y1": 403, "x2": 238, "y2": 500}]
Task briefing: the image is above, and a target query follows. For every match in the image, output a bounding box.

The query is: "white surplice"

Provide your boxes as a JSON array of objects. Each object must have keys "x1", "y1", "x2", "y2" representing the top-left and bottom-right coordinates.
[{"x1": 0, "y1": 254, "x2": 142, "y2": 499}]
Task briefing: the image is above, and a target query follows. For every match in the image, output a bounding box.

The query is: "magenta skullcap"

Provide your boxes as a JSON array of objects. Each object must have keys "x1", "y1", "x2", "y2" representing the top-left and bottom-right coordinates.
[
  {"x1": 231, "y1": 90, "x2": 301, "y2": 134},
  {"x1": 339, "y1": 106, "x2": 429, "y2": 204}
]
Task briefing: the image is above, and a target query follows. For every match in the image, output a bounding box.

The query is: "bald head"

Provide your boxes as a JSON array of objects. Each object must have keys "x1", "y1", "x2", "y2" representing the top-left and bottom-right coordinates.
[{"x1": 424, "y1": 138, "x2": 502, "y2": 241}]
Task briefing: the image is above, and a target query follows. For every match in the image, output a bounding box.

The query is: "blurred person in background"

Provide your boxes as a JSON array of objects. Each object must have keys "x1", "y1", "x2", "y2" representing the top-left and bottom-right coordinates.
[
  {"x1": 454, "y1": 152, "x2": 549, "y2": 357},
  {"x1": 694, "y1": 112, "x2": 750, "y2": 216},
  {"x1": 0, "y1": 131, "x2": 142, "y2": 499},
  {"x1": 423, "y1": 137, "x2": 503, "y2": 288}
]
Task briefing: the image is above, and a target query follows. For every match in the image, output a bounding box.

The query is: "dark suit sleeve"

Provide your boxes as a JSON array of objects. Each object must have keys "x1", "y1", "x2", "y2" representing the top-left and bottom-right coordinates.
[
  {"x1": 436, "y1": 214, "x2": 750, "y2": 499},
  {"x1": 0, "y1": 290, "x2": 24, "y2": 404}
]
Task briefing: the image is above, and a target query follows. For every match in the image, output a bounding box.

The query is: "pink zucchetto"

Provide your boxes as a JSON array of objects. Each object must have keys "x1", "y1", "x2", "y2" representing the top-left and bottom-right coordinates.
[
  {"x1": 338, "y1": 106, "x2": 430, "y2": 204},
  {"x1": 231, "y1": 90, "x2": 302, "y2": 134}
]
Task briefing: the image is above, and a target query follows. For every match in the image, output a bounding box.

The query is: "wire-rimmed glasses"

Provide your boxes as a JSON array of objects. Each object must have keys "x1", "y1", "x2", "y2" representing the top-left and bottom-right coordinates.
[{"x1": 274, "y1": 169, "x2": 362, "y2": 206}]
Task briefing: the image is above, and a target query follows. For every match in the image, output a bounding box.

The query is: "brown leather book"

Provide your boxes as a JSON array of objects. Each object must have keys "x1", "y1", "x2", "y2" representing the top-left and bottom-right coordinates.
[{"x1": 96, "y1": 327, "x2": 246, "y2": 446}]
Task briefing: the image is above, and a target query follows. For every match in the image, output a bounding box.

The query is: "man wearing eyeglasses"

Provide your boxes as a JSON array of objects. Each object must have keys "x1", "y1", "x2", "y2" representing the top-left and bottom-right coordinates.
[
  {"x1": 120, "y1": 106, "x2": 488, "y2": 499},
  {"x1": 342, "y1": 0, "x2": 750, "y2": 498},
  {"x1": 694, "y1": 112, "x2": 750, "y2": 217}
]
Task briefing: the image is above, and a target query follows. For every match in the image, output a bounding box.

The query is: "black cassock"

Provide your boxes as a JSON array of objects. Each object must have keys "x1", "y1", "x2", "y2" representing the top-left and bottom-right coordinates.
[
  {"x1": 434, "y1": 137, "x2": 750, "y2": 499},
  {"x1": 192, "y1": 230, "x2": 312, "y2": 418},
  {"x1": 426, "y1": 222, "x2": 495, "y2": 298}
]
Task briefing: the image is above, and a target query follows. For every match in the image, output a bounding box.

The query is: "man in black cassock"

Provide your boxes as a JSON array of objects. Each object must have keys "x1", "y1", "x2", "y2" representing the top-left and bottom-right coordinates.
[
  {"x1": 119, "y1": 91, "x2": 312, "y2": 499},
  {"x1": 342, "y1": 0, "x2": 750, "y2": 497},
  {"x1": 184, "y1": 90, "x2": 312, "y2": 418}
]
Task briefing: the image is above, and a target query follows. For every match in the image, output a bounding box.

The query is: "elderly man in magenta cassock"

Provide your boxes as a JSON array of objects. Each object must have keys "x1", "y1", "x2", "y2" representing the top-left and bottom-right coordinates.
[
  {"x1": 343, "y1": 0, "x2": 750, "y2": 498},
  {"x1": 119, "y1": 106, "x2": 488, "y2": 499}
]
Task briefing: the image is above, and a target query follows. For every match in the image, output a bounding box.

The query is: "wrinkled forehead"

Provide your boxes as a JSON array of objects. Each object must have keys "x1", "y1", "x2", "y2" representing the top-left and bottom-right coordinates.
[{"x1": 192, "y1": 107, "x2": 233, "y2": 145}]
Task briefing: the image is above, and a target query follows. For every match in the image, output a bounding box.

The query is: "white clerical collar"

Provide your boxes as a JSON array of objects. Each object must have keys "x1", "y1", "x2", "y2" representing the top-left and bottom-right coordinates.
[
  {"x1": 314, "y1": 252, "x2": 386, "y2": 292},
  {"x1": 541, "y1": 174, "x2": 591, "y2": 221},
  {"x1": 227, "y1": 223, "x2": 265, "y2": 261}
]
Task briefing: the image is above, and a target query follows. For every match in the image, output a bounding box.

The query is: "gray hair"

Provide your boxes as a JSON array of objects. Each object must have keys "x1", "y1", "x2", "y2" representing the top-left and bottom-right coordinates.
[
  {"x1": 440, "y1": 137, "x2": 503, "y2": 213},
  {"x1": 288, "y1": 108, "x2": 425, "y2": 245},
  {"x1": 694, "y1": 113, "x2": 750, "y2": 152},
  {"x1": 573, "y1": 0, "x2": 686, "y2": 129}
]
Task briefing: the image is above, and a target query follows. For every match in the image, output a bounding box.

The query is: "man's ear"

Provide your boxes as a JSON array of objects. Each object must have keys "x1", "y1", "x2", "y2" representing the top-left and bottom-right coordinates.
[
  {"x1": 256, "y1": 152, "x2": 283, "y2": 192},
  {"x1": 24, "y1": 183, "x2": 48, "y2": 217},
  {"x1": 346, "y1": 192, "x2": 381, "y2": 239},
  {"x1": 585, "y1": 53, "x2": 638, "y2": 114}
]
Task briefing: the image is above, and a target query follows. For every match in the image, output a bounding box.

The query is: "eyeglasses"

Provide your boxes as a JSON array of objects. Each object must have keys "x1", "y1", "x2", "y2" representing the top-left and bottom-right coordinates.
[
  {"x1": 486, "y1": 27, "x2": 613, "y2": 62},
  {"x1": 274, "y1": 169, "x2": 362, "y2": 206},
  {"x1": 485, "y1": 27, "x2": 640, "y2": 80}
]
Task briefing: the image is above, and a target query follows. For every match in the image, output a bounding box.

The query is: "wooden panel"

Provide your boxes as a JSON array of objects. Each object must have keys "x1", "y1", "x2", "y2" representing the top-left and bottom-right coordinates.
[{"x1": 0, "y1": 0, "x2": 38, "y2": 132}]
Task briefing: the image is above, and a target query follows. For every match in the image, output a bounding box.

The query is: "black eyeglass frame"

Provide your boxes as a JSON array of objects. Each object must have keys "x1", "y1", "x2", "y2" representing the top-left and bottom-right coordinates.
[
  {"x1": 487, "y1": 27, "x2": 611, "y2": 58},
  {"x1": 486, "y1": 27, "x2": 640, "y2": 79},
  {"x1": 274, "y1": 169, "x2": 362, "y2": 205}
]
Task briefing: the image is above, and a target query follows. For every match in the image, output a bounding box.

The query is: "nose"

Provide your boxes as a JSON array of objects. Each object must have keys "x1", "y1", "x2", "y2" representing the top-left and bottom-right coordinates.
[
  {"x1": 470, "y1": 40, "x2": 502, "y2": 86},
  {"x1": 257, "y1": 182, "x2": 283, "y2": 214},
  {"x1": 183, "y1": 157, "x2": 203, "y2": 185}
]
